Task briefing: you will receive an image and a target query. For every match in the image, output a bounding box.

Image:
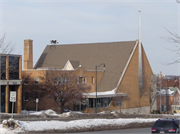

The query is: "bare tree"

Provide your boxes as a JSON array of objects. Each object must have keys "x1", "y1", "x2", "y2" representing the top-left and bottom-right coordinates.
[
  {"x1": 161, "y1": 28, "x2": 180, "y2": 64},
  {"x1": 140, "y1": 74, "x2": 158, "y2": 113},
  {"x1": 40, "y1": 71, "x2": 90, "y2": 113},
  {"x1": 0, "y1": 34, "x2": 16, "y2": 79},
  {"x1": 0, "y1": 34, "x2": 14, "y2": 54}
]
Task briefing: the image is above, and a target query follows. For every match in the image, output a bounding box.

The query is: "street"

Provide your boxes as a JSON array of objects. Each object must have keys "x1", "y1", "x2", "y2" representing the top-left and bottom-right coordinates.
[{"x1": 64, "y1": 128, "x2": 151, "y2": 134}]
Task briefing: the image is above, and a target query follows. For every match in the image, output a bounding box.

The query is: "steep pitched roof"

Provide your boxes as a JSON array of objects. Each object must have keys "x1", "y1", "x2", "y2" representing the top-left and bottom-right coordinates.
[{"x1": 34, "y1": 41, "x2": 137, "y2": 92}]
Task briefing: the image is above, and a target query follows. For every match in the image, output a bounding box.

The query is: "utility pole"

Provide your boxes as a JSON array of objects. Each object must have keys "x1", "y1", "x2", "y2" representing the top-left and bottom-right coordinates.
[{"x1": 166, "y1": 77, "x2": 169, "y2": 112}]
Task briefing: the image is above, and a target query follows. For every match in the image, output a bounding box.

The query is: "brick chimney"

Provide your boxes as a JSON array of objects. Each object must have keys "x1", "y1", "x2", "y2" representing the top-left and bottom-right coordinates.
[
  {"x1": 24, "y1": 39, "x2": 33, "y2": 69},
  {"x1": 159, "y1": 71, "x2": 162, "y2": 80}
]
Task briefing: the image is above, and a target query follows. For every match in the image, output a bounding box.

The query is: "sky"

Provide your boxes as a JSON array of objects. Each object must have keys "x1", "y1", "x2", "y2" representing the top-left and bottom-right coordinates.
[{"x1": 0, "y1": 0, "x2": 180, "y2": 75}]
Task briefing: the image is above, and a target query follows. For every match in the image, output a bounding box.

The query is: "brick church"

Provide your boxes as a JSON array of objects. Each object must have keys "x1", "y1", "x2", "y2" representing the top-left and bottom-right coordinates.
[{"x1": 22, "y1": 39, "x2": 153, "y2": 114}]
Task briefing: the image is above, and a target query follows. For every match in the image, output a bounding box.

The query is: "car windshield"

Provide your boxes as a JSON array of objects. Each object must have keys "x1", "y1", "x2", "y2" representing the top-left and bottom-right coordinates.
[{"x1": 153, "y1": 121, "x2": 174, "y2": 128}]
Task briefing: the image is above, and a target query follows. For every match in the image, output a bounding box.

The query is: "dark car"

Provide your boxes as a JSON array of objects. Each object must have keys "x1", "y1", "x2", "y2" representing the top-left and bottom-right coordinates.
[{"x1": 151, "y1": 118, "x2": 180, "y2": 133}]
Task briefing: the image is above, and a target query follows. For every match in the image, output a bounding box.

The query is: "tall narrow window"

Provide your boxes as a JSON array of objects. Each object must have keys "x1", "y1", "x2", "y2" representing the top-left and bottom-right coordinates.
[
  {"x1": 64, "y1": 77, "x2": 70, "y2": 85},
  {"x1": 34, "y1": 77, "x2": 39, "y2": 85},
  {"x1": 9, "y1": 56, "x2": 19, "y2": 80},
  {"x1": 77, "y1": 76, "x2": 86, "y2": 84},
  {"x1": 92, "y1": 77, "x2": 94, "y2": 84},
  {"x1": 24, "y1": 92, "x2": 29, "y2": 101},
  {"x1": 24, "y1": 77, "x2": 29, "y2": 85},
  {"x1": 164, "y1": 97, "x2": 166, "y2": 103},
  {"x1": 54, "y1": 77, "x2": 69, "y2": 85},
  {"x1": 0, "y1": 56, "x2": 6, "y2": 80},
  {"x1": 164, "y1": 105, "x2": 167, "y2": 111},
  {"x1": 54, "y1": 77, "x2": 60, "y2": 85}
]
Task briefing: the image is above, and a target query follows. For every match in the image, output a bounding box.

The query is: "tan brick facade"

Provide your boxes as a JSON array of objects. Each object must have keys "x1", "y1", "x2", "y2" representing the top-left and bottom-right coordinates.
[
  {"x1": 99, "y1": 43, "x2": 153, "y2": 113},
  {"x1": 22, "y1": 68, "x2": 104, "y2": 112}
]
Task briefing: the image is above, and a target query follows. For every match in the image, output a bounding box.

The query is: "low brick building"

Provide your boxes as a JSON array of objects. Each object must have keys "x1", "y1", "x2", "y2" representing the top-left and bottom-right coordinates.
[
  {"x1": 22, "y1": 39, "x2": 153, "y2": 114},
  {"x1": 156, "y1": 87, "x2": 180, "y2": 113}
]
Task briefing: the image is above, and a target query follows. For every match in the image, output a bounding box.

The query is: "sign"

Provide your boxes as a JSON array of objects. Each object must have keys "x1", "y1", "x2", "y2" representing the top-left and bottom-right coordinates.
[
  {"x1": 13, "y1": 82, "x2": 17, "y2": 85},
  {"x1": 36, "y1": 98, "x2": 39, "y2": 112},
  {"x1": 115, "y1": 100, "x2": 122, "y2": 106},
  {"x1": 10, "y1": 91, "x2": 16, "y2": 102},
  {"x1": 36, "y1": 98, "x2": 39, "y2": 103}
]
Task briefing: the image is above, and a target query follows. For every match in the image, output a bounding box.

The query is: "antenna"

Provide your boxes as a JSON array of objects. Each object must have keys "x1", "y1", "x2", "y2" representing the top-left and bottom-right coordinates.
[
  {"x1": 138, "y1": 10, "x2": 143, "y2": 96},
  {"x1": 138, "y1": 10, "x2": 141, "y2": 46}
]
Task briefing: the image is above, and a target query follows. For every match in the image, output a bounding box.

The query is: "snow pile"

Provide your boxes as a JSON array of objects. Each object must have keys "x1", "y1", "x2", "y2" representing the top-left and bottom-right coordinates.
[
  {"x1": 0, "y1": 118, "x2": 157, "y2": 134},
  {"x1": 158, "y1": 88, "x2": 179, "y2": 95},
  {"x1": 2, "y1": 118, "x2": 21, "y2": 129},
  {"x1": 21, "y1": 110, "x2": 35, "y2": 114},
  {"x1": 22, "y1": 109, "x2": 84, "y2": 118},
  {"x1": 99, "y1": 111, "x2": 106, "y2": 114},
  {"x1": 60, "y1": 111, "x2": 83, "y2": 117},
  {"x1": 0, "y1": 119, "x2": 24, "y2": 134},
  {"x1": 44, "y1": 109, "x2": 58, "y2": 116},
  {"x1": 22, "y1": 109, "x2": 60, "y2": 117},
  {"x1": 59, "y1": 112, "x2": 71, "y2": 117}
]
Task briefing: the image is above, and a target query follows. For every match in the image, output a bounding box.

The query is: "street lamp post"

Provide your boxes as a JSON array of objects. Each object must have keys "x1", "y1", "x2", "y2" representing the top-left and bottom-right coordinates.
[
  {"x1": 160, "y1": 81, "x2": 162, "y2": 114},
  {"x1": 166, "y1": 77, "x2": 170, "y2": 112},
  {"x1": 95, "y1": 63, "x2": 105, "y2": 113}
]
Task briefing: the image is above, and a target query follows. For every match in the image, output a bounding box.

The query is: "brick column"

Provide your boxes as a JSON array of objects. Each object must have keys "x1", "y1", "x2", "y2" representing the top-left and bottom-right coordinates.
[
  {"x1": 17, "y1": 83, "x2": 22, "y2": 114},
  {"x1": 5, "y1": 83, "x2": 9, "y2": 113},
  {"x1": 19, "y1": 56, "x2": 22, "y2": 79}
]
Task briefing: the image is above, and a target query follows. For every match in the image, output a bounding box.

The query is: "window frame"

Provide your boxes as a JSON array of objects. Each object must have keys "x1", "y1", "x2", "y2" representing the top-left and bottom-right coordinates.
[
  {"x1": 24, "y1": 92, "x2": 29, "y2": 101},
  {"x1": 77, "y1": 76, "x2": 86, "y2": 84},
  {"x1": 34, "y1": 77, "x2": 39, "y2": 85},
  {"x1": 54, "y1": 77, "x2": 70, "y2": 85},
  {"x1": 24, "y1": 77, "x2": 29, "y2": 85},
  {"x1": 92, "y1": 77, "x2": 94, "y2": 84}
]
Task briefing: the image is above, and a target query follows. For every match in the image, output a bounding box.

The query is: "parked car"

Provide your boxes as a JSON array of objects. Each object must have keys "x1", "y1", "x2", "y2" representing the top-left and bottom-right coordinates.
[{"x1": 151, "y1": 118, "x2": 180, "y2": 133}]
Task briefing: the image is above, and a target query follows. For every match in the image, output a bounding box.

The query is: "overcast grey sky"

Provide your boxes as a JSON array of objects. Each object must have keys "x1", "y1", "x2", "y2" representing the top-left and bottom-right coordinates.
[{"x1": 0, "y1": 0, "x2": 180, "y2": 75}]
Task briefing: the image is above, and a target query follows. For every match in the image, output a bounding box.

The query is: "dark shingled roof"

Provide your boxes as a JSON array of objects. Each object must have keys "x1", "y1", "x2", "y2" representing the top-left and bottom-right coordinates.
[{"x1": 34, "y1": 41, "x2": 137, "y2": 92}]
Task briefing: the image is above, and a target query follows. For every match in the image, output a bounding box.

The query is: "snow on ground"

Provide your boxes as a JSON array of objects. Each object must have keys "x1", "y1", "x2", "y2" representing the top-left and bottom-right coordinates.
[
  {"x1": 21, "y1": 109, "x2": 60, "y2": 116},
  {"x1": 0, "y1": 118, "x2": 158, "y2": 134},
  {"x1": 21, "y1": 109, "x2": 84, "y2": 117},
  {"x1": 0, "y1": 109, "x2": 158, "y2": 134}
]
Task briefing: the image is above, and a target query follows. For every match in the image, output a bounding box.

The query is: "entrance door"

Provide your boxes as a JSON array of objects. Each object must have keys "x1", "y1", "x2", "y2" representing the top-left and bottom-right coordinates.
[{"x1": 1, "y1": 86, "x2": 5, "y2": 112}]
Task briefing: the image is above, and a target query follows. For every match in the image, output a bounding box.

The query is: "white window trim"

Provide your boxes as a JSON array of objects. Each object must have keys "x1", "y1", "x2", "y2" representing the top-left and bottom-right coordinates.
[
  {"x1": 77, "y1": 76, "x2": 86, "y2": 84},
  {"x1": 34, "y1": 77, "x2": 39, "y2": 85}
]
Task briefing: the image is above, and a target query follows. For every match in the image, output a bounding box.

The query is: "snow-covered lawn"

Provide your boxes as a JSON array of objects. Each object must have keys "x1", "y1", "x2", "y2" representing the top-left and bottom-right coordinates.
[
  {"x1": 0, "y1": 109, "x2": 158, "y2": 134},
  {"x1": 0, "y1": 118, "x2": 157, "y2": 134}
]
